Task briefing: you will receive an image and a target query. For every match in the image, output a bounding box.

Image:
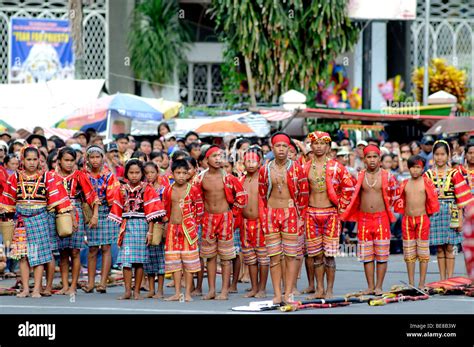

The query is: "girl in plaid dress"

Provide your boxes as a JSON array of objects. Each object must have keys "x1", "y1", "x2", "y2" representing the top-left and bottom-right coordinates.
[
  {"x1": 0, "y1": 145, "x2": 72, "y2": 298},
  {"x1": 82, "y1": 145, "x2": 121, "y2": 294},
  {"x1": 109, "y1": 159, "x2": 165, "y2": 300},
  {"x1": 144, "y1": 161, "x2": 169, "y2": 299},
  {"x1": 425, "y1": 140, "x2": 473, "y2": 280},
  {"x1": 54, "y1": 147, "x2": 99, "y2": 295}
]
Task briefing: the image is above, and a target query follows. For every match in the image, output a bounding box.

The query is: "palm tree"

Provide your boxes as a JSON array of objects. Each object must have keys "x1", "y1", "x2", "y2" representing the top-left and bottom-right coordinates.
[{"x1": 128, "y1": 0, "x2": 191, "y2": 95}]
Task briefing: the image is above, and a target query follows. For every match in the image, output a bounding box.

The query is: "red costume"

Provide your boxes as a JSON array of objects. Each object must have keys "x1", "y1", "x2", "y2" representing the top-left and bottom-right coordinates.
[
  {"x1": 342, "y1": 169, "x2": 399, "y2": 263},
  {"x1": 162, "y1": 183, "x2": 203, "y2": 273},
  {"x1": 194, "y1": 169, "x2": 247, "y2": 260},
  {"x1": 463, "y1": 202, "x2": 474, "y2": 280}
]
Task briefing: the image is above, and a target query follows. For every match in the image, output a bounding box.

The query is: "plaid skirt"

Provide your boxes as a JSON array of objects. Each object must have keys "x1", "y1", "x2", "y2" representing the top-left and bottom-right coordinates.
[
  {"x1": 144, "y1": 243, "x2": 165, "y2": 275},
  {"x1": 17, "y1": 205, "x2": 53, "y2": 267},
  {"x1": 48, "y1": 211, "x2": 59, "y2": 251},
  {"x1": 58, "y1": 200, "x2": 85, "y2": 250},
  {"x1": 233, "y1": 227, "x2": 242, "y2": 253},
  {"x1": 118, "y1": 218, "x2": 149, "y2": 267},
  {"x1": 86, "y1": 204, "x2": 118, "y2": 246},
  {"x1": 430, "y1": 199, "x2": 463, "y2": 246}
]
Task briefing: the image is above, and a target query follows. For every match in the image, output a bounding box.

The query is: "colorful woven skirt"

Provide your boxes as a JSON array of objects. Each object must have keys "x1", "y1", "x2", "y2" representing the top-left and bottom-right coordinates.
[
  {"x1": 86, "y1": 204, "x2": 118, "y2": 246},
  {"x1": 58, "y1": 200, "x2": 85, "y2": 250},
  {"x1": 144, "y1": 243, "x2": 165, "y2": 275},
  {"x1": 117, "y1": 218, "x2": 149, "y2": 267},
  {"x1": 430, "y1": 199, "x2": 463, "y2": 246}
]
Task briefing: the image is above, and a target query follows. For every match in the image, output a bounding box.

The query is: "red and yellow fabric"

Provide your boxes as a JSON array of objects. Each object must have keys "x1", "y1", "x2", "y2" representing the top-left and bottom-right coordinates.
[
  {"x1": 258, "y1": 160, "x2": 309, "y2": 217},
  {"x1": 264, "y1": 207, "x2": 300, "y2": 257},
  {"x1": 241, "y1": 218, "x2": 269, "y2": 266},
  {"x1": 1, "y1": 171, "x2": 72, "y2": 213},
  {"x1": 357, "y1": 211, "x2": 391, "y2": 263},
  {"x1": 83, "y1": 167, "x2": 120, "y2": 207},
  {"x1": 304, "y1": 206, "x2": 341, "y2": 257},
  {"x1": 164, "y1": 223, "x2": 201, "y2": 273},
  {"x1": 402, "y1": 214, "x2": 430, "y2": 263},
  {"x1": 424, "y1": 168, "x2": 473, "y2": 208},
  {"x1": 0, "y1": 165, "x2": 8, "y2": 196},
  {"x1": 341, "y1": 169, "x2": 399, "y2": 223},
  {"x1": 303, "y1": 159, "x2": 354, "y2": 217},
  {"x1": 162, "y1": 183, "x2": 203, "y2": 245},
  {"x1": 394, "y1": 176, "x2": 440, "y2": 216},
  {"x1": 200, "y1": 210, "x2": 235, "y2": 260},
  {"x1": 462, "y1": 202, "x2": 474, "y2": 280}
]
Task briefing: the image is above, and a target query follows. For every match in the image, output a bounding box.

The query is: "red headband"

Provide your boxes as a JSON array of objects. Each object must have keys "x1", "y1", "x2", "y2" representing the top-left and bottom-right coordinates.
[
  {"x1": 271, "y1": 134, "x2": 291, "y2": 146},
  {"x1": 363, "y1": 144, "x2": 380, "y2": 156},
  {"x1": 244, "y1": 152, "x2": 260, "y2": 162},
  {"x1": 205, "y1": 146, "x2": 220, "y2": 159},
  {"x1": 307, "y1": 131, "x2": 331, "y2": 143},
  {"x1": 415, "y1": 160, "x2": 424, "y2": 167}
]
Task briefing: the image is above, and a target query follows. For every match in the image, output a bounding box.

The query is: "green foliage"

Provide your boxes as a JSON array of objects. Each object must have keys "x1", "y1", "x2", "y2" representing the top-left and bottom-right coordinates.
[
  {"x1": 210, "y1": 0, "x2": 360, "y2": 103},
  {"x1": 128, "y1": 0, "x2": 192, "y2": 88}
]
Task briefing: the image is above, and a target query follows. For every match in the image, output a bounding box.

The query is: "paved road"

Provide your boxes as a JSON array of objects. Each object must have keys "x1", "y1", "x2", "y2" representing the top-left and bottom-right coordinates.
[{"x1": 0, "y1": 254, "x2": 472, "y2": 314}]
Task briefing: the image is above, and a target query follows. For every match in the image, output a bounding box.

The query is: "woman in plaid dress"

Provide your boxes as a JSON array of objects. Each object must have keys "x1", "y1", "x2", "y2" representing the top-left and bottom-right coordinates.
[
  {"x1": 0, "y1": 145, "x2": 72, "y2": 298},
  {"x1": 54, "y1": 147, "x2": 99, "y2": 295},
  {"x1": 144, "y1": 162, "x2": 169, "y2": 299},
  {"x1": 109, "y1": 159, "x2": 165, "y2": 300},
  {"x1": 82, "y1": 145, "x2": 121, "y2": 294},
  {"x1": 425, "y1": 140, "x2": 473, "y2": 280}
]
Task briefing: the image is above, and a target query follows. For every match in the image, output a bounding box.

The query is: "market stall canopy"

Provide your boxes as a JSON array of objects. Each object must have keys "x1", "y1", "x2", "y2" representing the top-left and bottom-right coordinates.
[
  {"x1": 55, "y1": 93, "x2": 164, "y2": 136},
  {"x1": 168, "y1": 112, "x2": 270, "y2": 138},
  {"x1": 425, "y1": 117, "x2": 474, "y2": 135},
  {"x1": 16, "y1": 127, "x2": 76, "y2": 141},
  {"x1": 0, "y1": 79, "x2": 105, "y2": 129},
  {"x1": 195, "y1": 120, "x2": 254, "y2": 136},
  {"x1": 0, "y1": 119, "x2": 15, "y2": 133},
  {"x1": 143, "y1": 98, "x2": 182, "y2": 120}
]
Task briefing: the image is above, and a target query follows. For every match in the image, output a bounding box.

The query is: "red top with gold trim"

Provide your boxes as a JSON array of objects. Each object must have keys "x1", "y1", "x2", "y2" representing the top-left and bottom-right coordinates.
[
  {"x1": 194, "y1": 169, "x2": 248, "y2": 217},
  {"x1": 424, "y1": 167, "x2": 473, "y2": 208},
  {"x1": 109, "y1": 182, "x2": 165, "y2": 224},
  {"x1": 394, "y1": 175, "x2": 440, "y2": 216},
  {"x1": 303, "y1": 159, "x2": 354, "y2": 217},
  {"x1": 83, "y1": 167, "x2": 120, "y2": 207},
  {"x1": 163, "y1": 183, "x2": 204, "y2": 245},
  {"x1": 1, "y1": 170, "x2": 72, "y2": 213},
  {"x1": 54, "y1": 169, "x2": 99, "y2": 206},
  {"x1": 341, "y1": 169, "x2": 399, "y2": 223},
  {"x1": 459, "y1": 165, "x2": 474, "y2": 195},
  {"x1": 258, "y1": 159, "x2": 309, "y2": 217},
  {"x1": 0, "y1": 165, "x2": 8, "y2": 196}
]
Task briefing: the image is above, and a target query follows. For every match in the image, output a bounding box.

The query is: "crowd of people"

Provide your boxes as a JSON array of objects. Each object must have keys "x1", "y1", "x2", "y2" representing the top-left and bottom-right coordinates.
[{"x1": 0, "y1": 122, "x2": 473, "y2": 304}]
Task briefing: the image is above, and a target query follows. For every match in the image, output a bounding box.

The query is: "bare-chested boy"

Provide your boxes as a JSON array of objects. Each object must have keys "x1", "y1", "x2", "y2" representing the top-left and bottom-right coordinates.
[
  {"x1": 394, "y1": 155, "x2": 439, "y2": 288},
  {"x1": 162, "y1": 159, "x2": 203, "y2": 301},
  {"x1": 303, "y1": 131, "x2": 354, "y2": 298},
  {"x1": 195, "y1": 146, "x2": 247, "y2": 300},
  {"x1": 239, "y1": 147, "x2": 269, "y2": 298},
  {"x1": 342, "y1": 145, "x2": 399, "y2": 295},
  {"x1": 259, "y1": 133, "x2": 309, "y2": 304}
]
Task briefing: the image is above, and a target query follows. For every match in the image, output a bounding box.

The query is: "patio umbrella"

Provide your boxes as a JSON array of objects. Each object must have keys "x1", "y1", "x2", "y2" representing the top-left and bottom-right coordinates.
[
  {"x1": 195, "y1": 120, "x2": 255, "y2": 136},
  {"x1": 0, "y1": 119, "x2": 15, "y2": 133},
  {"x1": 55, "y1": 93, "x2": 164, "y2": 133},
  {"x1": 425, "y1": 117, "x2": 474, "y2": 135}
]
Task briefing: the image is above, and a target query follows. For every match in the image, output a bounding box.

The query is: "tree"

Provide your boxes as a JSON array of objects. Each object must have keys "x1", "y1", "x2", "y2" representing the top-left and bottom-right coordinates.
[
  {"x1": 128, "y1": 0, "x2": 191, "y2": 94},
  {"x1": 210, "y1": 0, "x2": 360, "y2": 105},
  {"x1": 68, "y1": 0, "x2": 84, "y2": 79}
]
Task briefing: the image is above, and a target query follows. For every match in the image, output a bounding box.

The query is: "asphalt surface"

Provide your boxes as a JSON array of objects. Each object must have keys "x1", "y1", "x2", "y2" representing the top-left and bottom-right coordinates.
[{"x1": 0, "y1": 254, "x2": 473, "y2": 315}]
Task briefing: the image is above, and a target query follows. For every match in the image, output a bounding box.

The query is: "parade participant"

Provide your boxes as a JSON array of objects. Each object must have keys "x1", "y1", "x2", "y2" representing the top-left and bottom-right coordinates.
[
  {"x1": 162, "y1": 159, "x2": 203, "y2": 301},
  {"x1": 425, "y1": 140, "x2": 473, "y2": 280},
  {"x1": 460, "y1": 143, "x2": 474, "y2": 194},
  {"x1": 303, "y1": 131, "x2": 354, "y2": 299},
  {"x1": 82, "y1": 145, "x2": 121, "y2": 294},
  {"x1": 239, "y1": 147, "x2": 269, "y2": 298},
  {"x1": 342, "y1": 144, "x2": 399, "y2": 295},
  {"x1": 394, "y1": 155, "x2": 440, "y2": 288},
  {"x1": 109, "y1": 159, "x2": 165, "y2": 300},
  {"x1": 143, "y1": 162, "x2": 169, "y2": 299},
  {"x1": 463, "y1": 202, "x2": 474, "y2": 280},
  {"x1": 194, "y1": 145, "x2": 247, "y2": 300},
  {"x1": 0, "y1": 145, "x2": 72, "y2": 298},
  {"x1": 258, "y1": 132, "x2": 309, "y2": 304},
  {"x1": 54, "y1": 147, "x2": 99, "y2": 295}
]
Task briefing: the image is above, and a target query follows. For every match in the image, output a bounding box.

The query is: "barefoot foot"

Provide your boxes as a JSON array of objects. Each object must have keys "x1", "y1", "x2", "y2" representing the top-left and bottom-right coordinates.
[
  {"x1": 117, "y1": 292, "x2": 132, "y2": 300},
  {"x1": 215, "y1": 292, "x2": 228, "y2": 300},
  {"x1": 16, "y1": 290, "x2": 30, "y2": 298},
  {"x1": 185, "y1": 294, "x2": 193, "y2": 302},
  {"x1": 191, "y1": 289, "x2": 202, "y2": 297},
  {"x1": 31, "y1": 290, "x2": 42, "y2": 298},
  {"x1": 302, "y1": 287, "x2": 315, "y2": 294},
  {"x1": 202, "y1": 291, "x2": 216, "y2": 300},
  {"x1": 244, "y1": 289, "x2": 258, "y2": 298},
  {"x1": 255, "y1": 291, "x2": 267, "y2": 298},
  {"x1": 164, "y1": 293, "x2": 181, "y2": 301},
  {"x1": 152, "y1": 292, "x2": 164, "y2": 299}
]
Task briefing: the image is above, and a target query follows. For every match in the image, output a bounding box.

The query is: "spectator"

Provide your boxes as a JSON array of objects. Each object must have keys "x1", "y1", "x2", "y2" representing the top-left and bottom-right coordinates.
[
  {"x1": 153, "y1": 138, "x2": 164, "y2": 151},
  {"x1": 105, "y1": 143, "x2": 124, "y2": 180},
  {"x1": 127, "y1": 134, "x2": 138, "y2": 151},
  {"x1": 33, "y1": 126, "x2": 44, "y2": 136},
  {"x1": 139, "y1": 139, "x2": 152, "y2": 157},
  {"x1": 73, "y1": 131, "x2": 90, "y2": 148},
  {"x1": 157, "y1": 122, "x2": 171, "y2": 138},
  {"x1": 261, "y1": 143, "x2": 271, "y2": 156},
  {"x1": 184, "y1": 131, "x2": 200, "y2": 146},
  {"x1": 176, "y1": 137, "x2": 186, "y2": 150},
  {"x1": 47, "y1": 139, "x2": 56, "y2": 152},
  {"x1": 46, "y1": 149, "x2": 58, "y2": 171},
  {"x1": 70, "y1": 144, "x2": 83, "y2": 164},
  {"x1": 115, "y1": 133, "x2": 129, "y2": 164},
  {"x1": 131, "y1": 150, "x2": 147, "y2": 162},
  {"x1": 381, "y1": 153, "x2": 393, "y2": 171},
  {"x1": 26, "y1": 133, "x2": 47, "y2": 149},
  {"x1": 90, "y1": 136, "x2": 104, "y2": 148},
  {"x1": 336, "y1": 148, "x2": 350, "y2": 166},
  {"x1": 353, "y1": 140, "x2": 367, "y2": 171},
  {"x1": 163, "y1": 133, "x2": 177, "y2": 152},
  {"x1": 410, "y1": 140, "x2": 422, "y2": 156},
  {"x1": 366, "y1": 137, "x2": 380, "y2": 146},
  {"x1": 0, "y1": 132, "x2": 12, "y2": 143},
  {"x1": 0, "y1": 140, "x2": 7, "y2": 164},
  {"x1": 187, "y1": 142, "x2": 201, "y2": 161},
  {"x1": 65, "y1": 138, "x2": 77, "y2": 147},
  {"x1": 400, "y1": 143, "x2": 412, "y2": 160},
  {"x1": 420, "y1": 136, "x2": 434, "y2": 170},
  {"x1": 4, "y1": 153, "x2": 19, "y2": 175},
  {"x1": 391, "y1": 153, "x2": 399, "y2": 174},
  {"x1": 150, "y1": 151, "x2": 165, "y2": 173}
]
